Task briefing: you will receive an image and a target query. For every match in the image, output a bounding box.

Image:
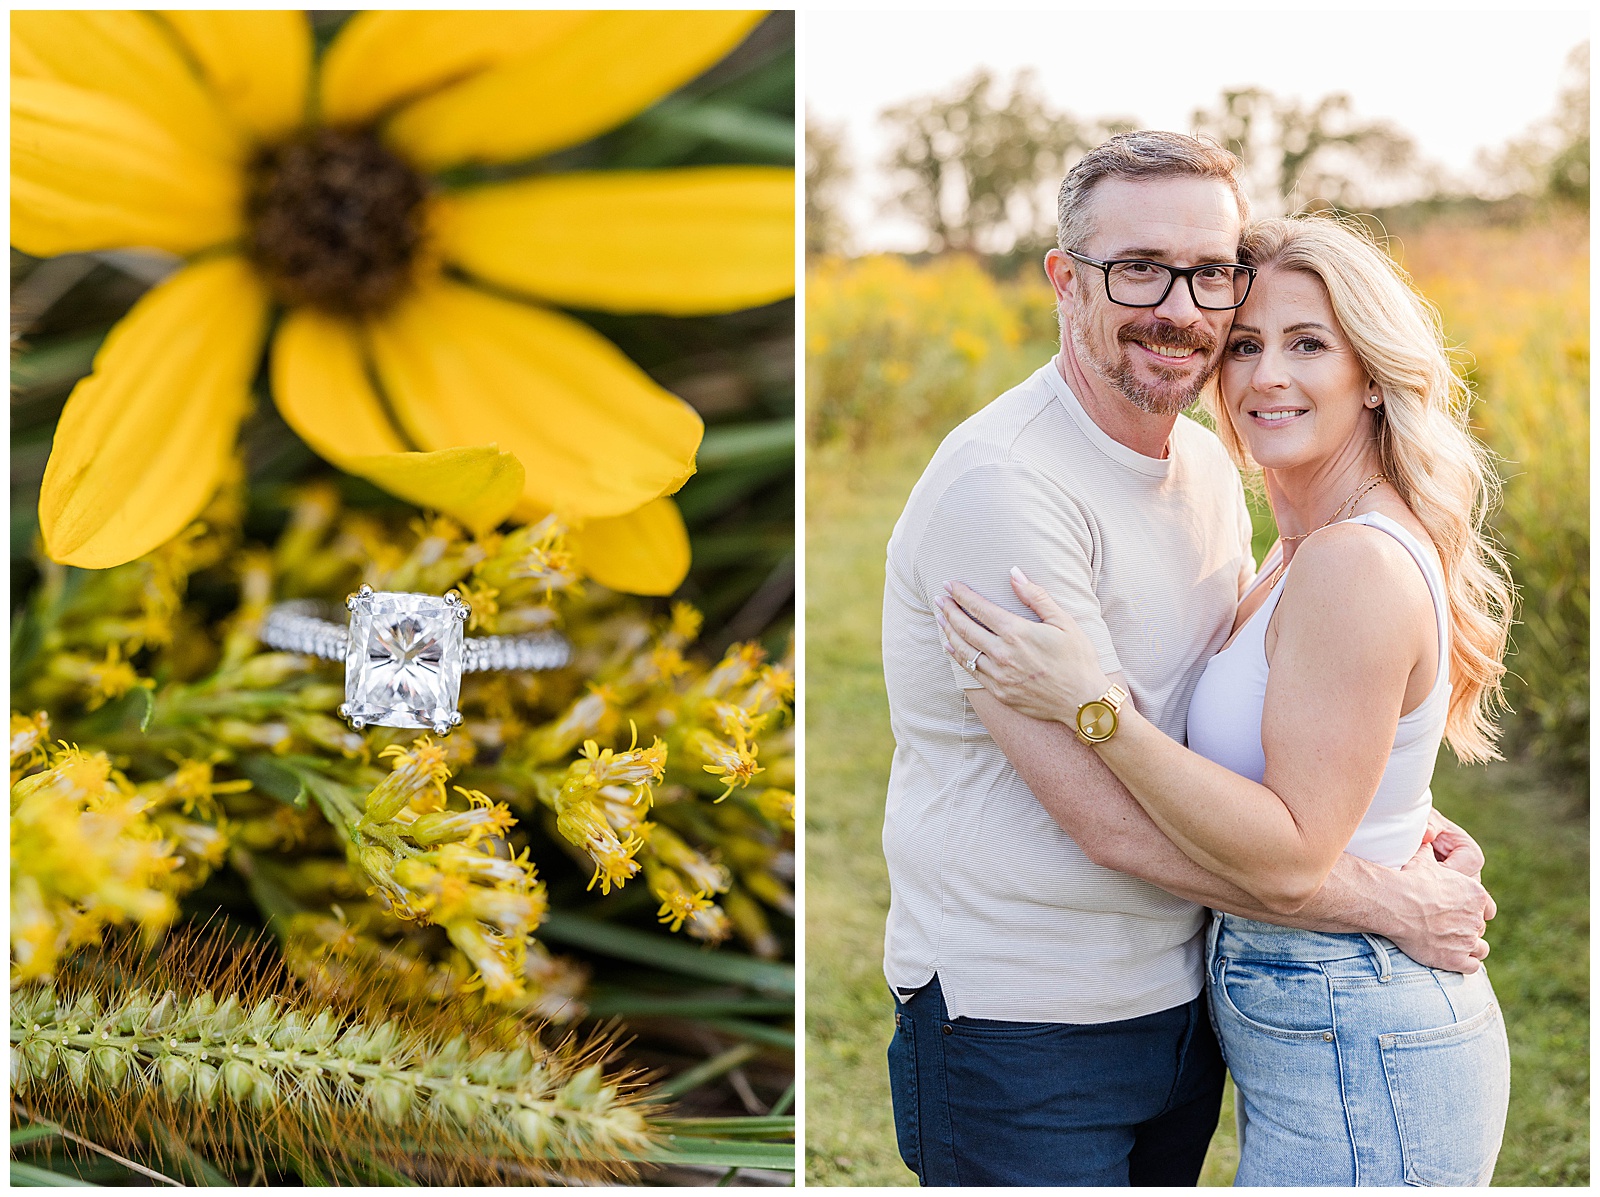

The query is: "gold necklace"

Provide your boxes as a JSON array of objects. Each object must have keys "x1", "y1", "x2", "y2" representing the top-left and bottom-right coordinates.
[
  {"x1": 1278, "y1": 472, "x2": 1389, "y2": 546},
  {"x1": 1261, "y1": 472, "x2": 1389, "y2": 587}
]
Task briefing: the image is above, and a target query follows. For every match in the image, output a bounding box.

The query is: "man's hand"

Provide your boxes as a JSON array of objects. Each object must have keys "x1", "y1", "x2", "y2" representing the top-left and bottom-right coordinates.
[{"x1": 1382, "y1": 840, "x2": 1495, "y2": 973}]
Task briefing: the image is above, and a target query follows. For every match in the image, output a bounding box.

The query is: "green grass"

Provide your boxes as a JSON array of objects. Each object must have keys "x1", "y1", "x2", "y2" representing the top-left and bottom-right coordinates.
[{"x1": 803, "y1": 434, "x2": 1588, "y2": 1187}]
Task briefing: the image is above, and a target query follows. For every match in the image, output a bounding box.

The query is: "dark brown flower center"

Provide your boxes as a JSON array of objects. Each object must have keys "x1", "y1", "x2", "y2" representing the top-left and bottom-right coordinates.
[{"x1": 246, "y1": 128, "x2": 429, "y2": 316}]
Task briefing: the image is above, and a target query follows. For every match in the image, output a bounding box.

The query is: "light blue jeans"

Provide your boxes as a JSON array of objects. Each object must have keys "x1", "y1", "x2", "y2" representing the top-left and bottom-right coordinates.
[{"x1": 1207, "y1": 912, "x2": 1510, "y2": 1187}]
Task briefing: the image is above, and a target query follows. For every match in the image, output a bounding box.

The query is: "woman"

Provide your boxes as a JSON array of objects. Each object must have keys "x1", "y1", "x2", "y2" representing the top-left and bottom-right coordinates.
[{"x1": 936, "y1": 215, "x2": 1513, "y2": 1186}]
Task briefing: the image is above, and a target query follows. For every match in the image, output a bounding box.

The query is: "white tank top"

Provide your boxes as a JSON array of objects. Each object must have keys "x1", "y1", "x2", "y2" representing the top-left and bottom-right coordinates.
[{"x1": 1186, "y1": 512, "x2": 1451, "y2": 868}]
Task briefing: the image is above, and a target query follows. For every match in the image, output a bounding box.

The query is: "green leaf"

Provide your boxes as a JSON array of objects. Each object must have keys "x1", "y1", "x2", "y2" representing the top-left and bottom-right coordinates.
[
  {"x1": 537, "y1": 911, "x2": 793, "y2": 994},
  {"x1": 697, "y1": 1017, "x2": 794, "y2": 1049},
  {"x1": 633, "y1": 1138, "x2": 795, "y2": 1171},
  {"x1": 610, "y1": 98, "x2": 794, "y2": 168},
  {"x1": 652, "y1": 1116, "x2": 795, "y2": 1140},
  {"x1": 582, "y1": 992, "x2": 792, "y2": 1018},
  {"x1": 237, "y1": 755, "x2": 314, "y2": 809},
  {"x1": 770, "y1": 1081, "x2": 795, "y2": 1116},
  {"x1": 697, "y1": 45, "x2": 794, "y2": 111},
  {"x1": 643, "y1": 99, "x2": 795, "y2": 158},
  {"x1": 651, "y1": 1043, "x2": 760, "y2": 1100},
  {"x1": 697, "y1": 421, "x2": 794, "y2": 470},
  {"x1": 677, "y1": 462, "x2": 792, "y2": 526},
  {"x1": 11, "y1": 1161, "x2": 98, "y2": 1187},
  {"x1": 10, "y1": 1124, "x2": 62, "y2": 1148}
]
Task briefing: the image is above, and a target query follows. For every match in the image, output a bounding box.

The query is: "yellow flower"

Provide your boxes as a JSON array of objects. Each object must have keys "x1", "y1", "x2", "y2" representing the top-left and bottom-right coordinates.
[
  {"x1": 364, "y1": 736, "x2": 452, "y2": 823},
  {"x1": 10, "y1": 710, "x2": 51, "y2": 781},
  {"x1": 10, "y1": 744, "x2": 184, "y2": 980},
  {"x1": 15, "y1": 11, "x2": 794, "y2": 594}
]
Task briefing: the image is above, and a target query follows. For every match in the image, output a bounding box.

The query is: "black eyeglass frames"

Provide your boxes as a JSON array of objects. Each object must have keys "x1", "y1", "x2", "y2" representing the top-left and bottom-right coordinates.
[{"x1": 1065, "y1": 249, "x2": 1256, "y2": 311}]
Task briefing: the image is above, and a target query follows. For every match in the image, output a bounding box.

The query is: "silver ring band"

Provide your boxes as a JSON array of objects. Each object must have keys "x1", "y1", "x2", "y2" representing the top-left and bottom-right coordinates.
[{"x1": 261, "y1": 600, "x2": 570, "y2": 672}]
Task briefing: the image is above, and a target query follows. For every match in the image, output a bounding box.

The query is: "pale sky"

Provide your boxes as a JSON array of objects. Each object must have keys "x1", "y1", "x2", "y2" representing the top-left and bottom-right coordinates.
[{"x1": 803, "y1": 9, "x2": 1590, "y2": 251}]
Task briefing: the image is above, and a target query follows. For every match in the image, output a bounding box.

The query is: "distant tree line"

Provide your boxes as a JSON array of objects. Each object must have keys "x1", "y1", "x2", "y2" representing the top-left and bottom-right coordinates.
[{"x1": 805, "y1": 43, "x2": 1589, "y2": 259}]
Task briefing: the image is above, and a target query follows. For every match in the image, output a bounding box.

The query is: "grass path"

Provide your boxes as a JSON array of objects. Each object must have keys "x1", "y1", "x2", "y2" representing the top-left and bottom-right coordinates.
[{"x1": 803, "y1": 434, "x2": 1588, "y2": 1187}]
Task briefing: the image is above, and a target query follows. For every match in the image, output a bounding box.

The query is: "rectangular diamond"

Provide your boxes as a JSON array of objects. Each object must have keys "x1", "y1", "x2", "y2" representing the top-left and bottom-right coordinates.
[{"x1": 345, "y1": 592, "x2": 464, "y2": 731}]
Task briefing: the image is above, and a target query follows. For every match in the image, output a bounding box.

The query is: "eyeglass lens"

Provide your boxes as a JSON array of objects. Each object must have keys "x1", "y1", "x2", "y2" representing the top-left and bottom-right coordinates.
[{"x1": 1107, "y1": 262, "x2": 1250, "y2": 310}]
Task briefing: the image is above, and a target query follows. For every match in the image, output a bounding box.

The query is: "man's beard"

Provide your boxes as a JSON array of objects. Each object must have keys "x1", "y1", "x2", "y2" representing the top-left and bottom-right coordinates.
[{"x1": 1071, "y1": 318, "x2": 1221, "y2": 416}]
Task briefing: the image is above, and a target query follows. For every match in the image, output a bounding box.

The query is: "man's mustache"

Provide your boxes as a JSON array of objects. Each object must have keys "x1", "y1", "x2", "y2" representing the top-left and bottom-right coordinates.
[{"x1": 1116, "y1": 323, "x2": 1216, "y2": 355}]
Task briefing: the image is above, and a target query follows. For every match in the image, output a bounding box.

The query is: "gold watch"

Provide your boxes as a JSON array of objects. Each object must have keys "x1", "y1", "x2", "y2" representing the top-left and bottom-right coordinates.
[{"x1": 1075, "y1": 684, "x2": 1128, "y2": 744}]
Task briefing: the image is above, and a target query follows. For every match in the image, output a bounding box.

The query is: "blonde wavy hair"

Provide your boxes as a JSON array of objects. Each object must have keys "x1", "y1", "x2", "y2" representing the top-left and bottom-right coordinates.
[{"x1": 1208, "y1": 215, "x2": 1514, "y2": 763}]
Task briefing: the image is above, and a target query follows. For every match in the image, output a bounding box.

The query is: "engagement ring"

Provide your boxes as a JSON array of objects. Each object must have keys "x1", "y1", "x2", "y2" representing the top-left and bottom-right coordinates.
[
  {"x1": 261, "y1": 586, "x2": 570, "y2": 734},
  {"x1": 966, "y1": 650, "x2": 984, "y2": 672}
]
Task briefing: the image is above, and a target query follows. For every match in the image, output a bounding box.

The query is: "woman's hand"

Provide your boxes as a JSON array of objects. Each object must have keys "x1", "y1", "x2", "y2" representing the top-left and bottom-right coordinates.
[{"x1": 936, "y1": 567, "x2": 1113, "y2": 725}]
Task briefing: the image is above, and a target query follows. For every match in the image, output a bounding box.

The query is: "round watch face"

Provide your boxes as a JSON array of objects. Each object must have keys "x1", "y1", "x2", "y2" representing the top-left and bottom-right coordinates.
[{"x1": 1077, "y1": 700, "x2": 1118, "y2": 741}]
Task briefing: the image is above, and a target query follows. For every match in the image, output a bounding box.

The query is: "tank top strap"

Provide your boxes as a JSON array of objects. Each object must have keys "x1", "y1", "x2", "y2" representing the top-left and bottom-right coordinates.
[{"x1": 1343, "y1": 512, "x2": 1450, "y2": 699}]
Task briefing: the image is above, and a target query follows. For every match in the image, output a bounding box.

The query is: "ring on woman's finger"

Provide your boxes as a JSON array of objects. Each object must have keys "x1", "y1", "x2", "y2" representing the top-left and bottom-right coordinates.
[{"x1": 965, "y1": 650, "x2": 984, "y2": 672}]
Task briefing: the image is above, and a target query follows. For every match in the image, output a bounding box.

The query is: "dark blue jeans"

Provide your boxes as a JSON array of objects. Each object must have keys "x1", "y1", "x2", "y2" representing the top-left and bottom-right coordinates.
[{"x1": 887, "y1": 975, "x2": 1224, "y2": 1186}]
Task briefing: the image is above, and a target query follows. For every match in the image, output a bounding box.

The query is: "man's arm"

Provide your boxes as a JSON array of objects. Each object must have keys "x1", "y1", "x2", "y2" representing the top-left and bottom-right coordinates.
[{"x1": 971, "y1": 690, "x2": 1493, "y2": 972}]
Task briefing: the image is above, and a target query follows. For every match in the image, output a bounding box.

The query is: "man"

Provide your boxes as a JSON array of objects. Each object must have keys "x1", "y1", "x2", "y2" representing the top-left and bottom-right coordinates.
[{"x1": 880, "y1": 131, "x2": 1494, "y2": 1187}]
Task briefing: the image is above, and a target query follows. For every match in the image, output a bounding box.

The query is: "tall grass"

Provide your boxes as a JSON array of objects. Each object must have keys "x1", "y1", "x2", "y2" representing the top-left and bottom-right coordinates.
[
  {"x1": 1395, "y1": 218, "x2": 1590, "y2": 775},
  {"x1": 805, "y1": 254, "x2": 1057, "y2": 447}
]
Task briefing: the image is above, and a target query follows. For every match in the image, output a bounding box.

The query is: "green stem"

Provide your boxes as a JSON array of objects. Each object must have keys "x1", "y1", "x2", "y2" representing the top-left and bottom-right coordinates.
[{"x1": 649, "y1": 1043, "x2": 759, "y2": 1100}]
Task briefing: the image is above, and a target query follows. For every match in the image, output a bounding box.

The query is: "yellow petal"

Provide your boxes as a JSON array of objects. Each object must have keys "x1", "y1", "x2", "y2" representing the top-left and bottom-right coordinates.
[
  {"x1": 271, "y1": 307, "x2": 408, "y2": 458},
  {"x1": 347, "y1": 448, "x2": 526, "y2": 535},
  {"x1": 40, "y1": 257, "x2": 268, "y2": 569},
  {"x1": 160, "y1": 10, "x2": 312, "y2": 143},
  {"x1": 365, "y1": 279, "x2": 704, "y2": 520},
  {"x1": 11, "y1": 10, "x2": 244, "y2": 163},
  {"x1": 436, "y1": 167, "x2": 795, "y2": 315},
  {"x1": 573, "y1": 499, "x2": 692, "y2": 596},
  {"x1": 270, "y1": 309, "x2": 524, "y2": 533},
  {"x1": 320, "y1": 11, "x2": 592, "y2": 129},
  {"x1": 12, "y1": 77, "x2": 245, "y2": 258},
  {"x1": 385, "y1": 11, "x2": 766, "y2": 170}
]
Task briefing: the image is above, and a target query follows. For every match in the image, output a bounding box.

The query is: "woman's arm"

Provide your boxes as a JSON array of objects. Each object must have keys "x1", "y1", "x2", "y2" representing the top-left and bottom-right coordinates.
[{"x1": 938, "y1": 524, "x2": 1436, "y2": 913}]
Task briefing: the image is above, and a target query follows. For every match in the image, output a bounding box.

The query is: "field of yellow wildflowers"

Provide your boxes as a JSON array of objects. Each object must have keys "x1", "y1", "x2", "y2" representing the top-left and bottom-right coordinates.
[{"x1": 804, "y1": 216, "x2": 1589, "y2": 1186}]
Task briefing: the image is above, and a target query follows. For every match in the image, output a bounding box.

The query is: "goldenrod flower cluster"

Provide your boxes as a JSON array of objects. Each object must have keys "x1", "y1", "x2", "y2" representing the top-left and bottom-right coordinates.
[
  {"x1": 11, "y1": 481, "x2": 794, "y2": 1010},
  {"x1": 9, "y1": 739, "x2": 233, "y2": 983}
]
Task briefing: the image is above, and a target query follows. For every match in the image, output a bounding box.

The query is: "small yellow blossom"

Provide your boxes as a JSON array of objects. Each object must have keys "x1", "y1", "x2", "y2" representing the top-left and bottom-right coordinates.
[
  {"x1": 46, "y1": 643, "x2": 153, "y2": 710},
  {"x1": 648, "y1": 824, "x2": 731, "y2": 897},
  {"x1": 406, "y1": 787, "x2": 518, "y2": 848},
  {"x1": 691, "y1": 725, "x2": 764, "y2": 800},
  {"x1": 10, "y1": 710, "x2": 51, "y2": 780},
  {"x1": 10, "y1": 744, "x2": 185, "y2": 981},
  {"x1": 365, "y1": 736, "x2": 452, "y2": 822},
  {"x1": 651, "y1": 871, "x2": 716, "y2": 934},
  {"x1": 560, "y1": 801, "x2": 646, "y2": 896},
  {"x1": 138, "y1": 756, "x2": 252, "y2": 819}
]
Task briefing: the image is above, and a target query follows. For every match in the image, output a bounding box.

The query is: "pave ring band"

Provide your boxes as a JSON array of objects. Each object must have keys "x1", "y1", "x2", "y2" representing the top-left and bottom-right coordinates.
[{"x1": 260, "y1": 586, "x2": 570, "y2": 735}]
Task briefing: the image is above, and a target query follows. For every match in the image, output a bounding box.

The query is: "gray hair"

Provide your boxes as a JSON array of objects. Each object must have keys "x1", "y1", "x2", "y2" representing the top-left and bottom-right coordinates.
[{"x1": 1056, "y1": 130, "x2": 1249, "y2": 254}]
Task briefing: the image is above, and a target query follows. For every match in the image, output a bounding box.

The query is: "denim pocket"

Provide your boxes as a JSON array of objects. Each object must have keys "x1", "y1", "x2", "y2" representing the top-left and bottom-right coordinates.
[
  {"x1": 1216, "y1": 957, "x2": 1334, "y2": 1040},
  {"x1": 886, "y1": 1013, "x2": 922, "y2": 1180},
  {"x1": 1379, "y1": 1000, "x2": 1509, "y2": 1187}
]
